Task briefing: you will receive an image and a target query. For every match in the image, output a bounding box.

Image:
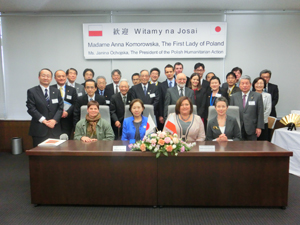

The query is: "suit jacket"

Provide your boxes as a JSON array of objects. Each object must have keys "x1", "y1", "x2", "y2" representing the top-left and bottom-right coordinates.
[
  {"x1": 230, "y1": 91, "x2": 264, "y2": 135},
  {"x1": 121, "y1": 116, "x2": 148, "y2": 141},
  {"x1": 201, "y1": 79, "x2": 210, "y2": 89},
  {"x1": 206, "y1": 115, "x2": 242, "y2": 141},
  {"x1": 105, "y1": 83, "x2": 118, "y2": 101},
  {"x1": 164, "y1": 86, "x2": 195, "y2": 119},
  {"x1": 50, "y1": 84, "x2": 77, "y2": 137},
  {"x1": 131, "y1": 83, "x2": 160, "y2": 113},
  {"x1": 67, "y1": 82, "x2": 85, "y2": 97},
  {"x1": 158, "y1": 80, "x2": 177, "y2": 118},
  {"x1": 204, "y1": 88, "x2": 229, "y2": 119},
  {"x1": 267, "y1": 83, "x2": 279, "y2": 117},
  {"x1": 26, "y1": 85, "x2": 63, "y2": 137},
  {"x1": 110, "y1": 92, "x2": 133, "y2": 124},
  {"x1": 73, "y1": 94, "x2": 106, "y2": 126},
  {"x1": 95, "y1": 87, "x2": 114, "y2": 105},
  {"x1": 193, "y1": 87, "x2": 207, "y2": 118}
]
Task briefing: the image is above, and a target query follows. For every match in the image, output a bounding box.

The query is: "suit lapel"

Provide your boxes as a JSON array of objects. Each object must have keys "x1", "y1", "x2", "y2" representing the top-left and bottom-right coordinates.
[
  {"x1": 37, "y1": 86, "x2": 49, "y2": 107},
  {"x1": 212, "y1": 117, "x2": 222, "y2": 136},
  {"x1": 244, "y1": 91, "x2": 254, "y2": 112}
]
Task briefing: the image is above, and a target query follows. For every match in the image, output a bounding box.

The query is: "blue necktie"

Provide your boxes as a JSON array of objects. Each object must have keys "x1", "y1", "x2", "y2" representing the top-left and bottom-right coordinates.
[
  {"x1": 45, "y1": 89, "x2": 50, "y2": 106},
  {"x1": 100, "y1": 90, "x2": 103, "y2": 95},
  {"x1": 144, "y1": 85, "x2": 147, "y2": 96},
  {"x1": 169, "y1": 81, "x2": 172, "y2": 88}
]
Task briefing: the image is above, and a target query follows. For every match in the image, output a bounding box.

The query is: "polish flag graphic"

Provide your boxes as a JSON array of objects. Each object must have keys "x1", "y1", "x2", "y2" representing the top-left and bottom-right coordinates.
[{"x1": 88, "y1": 25, "x2": 103, "y2": 37}]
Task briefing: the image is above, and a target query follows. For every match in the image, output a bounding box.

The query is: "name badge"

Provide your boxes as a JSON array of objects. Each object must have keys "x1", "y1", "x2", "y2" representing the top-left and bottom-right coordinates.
[
  {"x1": 66, "y1": 95, "x2": 72, "y2": 100},
  {"x1": 199, "y1": 145, "x2": 215, "y2": 152},
  {"x1": 52, "y1": 99, "x2": 58, "y2": 104},
  {"x1": 78, "y1": 93, "x2": 83, "y2": 97},
  {"x1": 150, "y1": 93, "x2": 156, "y2": 98},
  {"x1": 215, "y1": 93, "x2": 222, "y2": 97},
  {"x1": 113, "y1": 146, "x2": 127, "y2": 152},
  {"x1": 106, "y1": 100, "x2": 110, "y2": 104},
  {"x1": 248, "y1": 101, "x2": 255, "y2": 105}
]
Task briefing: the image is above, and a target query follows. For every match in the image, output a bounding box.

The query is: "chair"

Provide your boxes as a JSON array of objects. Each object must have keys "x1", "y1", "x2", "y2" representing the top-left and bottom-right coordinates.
[
  {"x1": 207, "y1": 105, "x2": 241, "y2": 128},
  {"x1": 124, "y1": 104, "x2": 156, "y2": 125},
  {"x1": 167, "y1": 104, "x2": 197, "y2": 117},
  {"x1": 80, "y1": 105, "x2": 111, "y2": 123}
]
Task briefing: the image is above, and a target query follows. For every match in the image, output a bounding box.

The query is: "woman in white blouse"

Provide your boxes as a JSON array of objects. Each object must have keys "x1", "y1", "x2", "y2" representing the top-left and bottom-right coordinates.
[{"x1": 253, "y1": 77, "x2": 272, "y2": 141}]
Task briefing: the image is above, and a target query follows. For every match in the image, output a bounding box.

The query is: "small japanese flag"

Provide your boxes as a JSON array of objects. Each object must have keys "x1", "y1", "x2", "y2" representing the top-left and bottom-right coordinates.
[
  {"x1": 146, "y1": 114, "x2": 156, "y2": 136},
  {"x1": 88, "y1": 25, "x2": 103, "y2": 37}
]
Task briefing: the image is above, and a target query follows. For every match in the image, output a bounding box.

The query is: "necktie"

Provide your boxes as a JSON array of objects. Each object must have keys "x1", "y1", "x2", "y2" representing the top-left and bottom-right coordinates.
[
  {"x1": 45, "y1": 89, "x2": 50, "y2": 106},
  {"x1": 169, "y1": 81, "x2": 172, "y2": 88},
  {"x1": 180, "y1": 88, "x2": 183, "y2": 97},
  {"x1": 116, "y1": 85, "x2": 119, "y2": 94},
  {"x1": 60, "y1": 87, "x2": 63, "y2": 98},
  {"x1": 90, "y1": 98, "x2": 93, "y2": 102},
  {"x1": 263, "y1": 88, "x2": 267, "y2": 93},
  {"x1": 243, "y1": 94, "x2": 246, "y2": 108},
  {"x1": 123, "y1": 96, "x2": 126, "y2": 105},
  {"x1": 100, "y1": 90, "x2": 103, "y2": 95},
  {"x1": 144, "y1": 85, "x2": 147, "y2": 96}
]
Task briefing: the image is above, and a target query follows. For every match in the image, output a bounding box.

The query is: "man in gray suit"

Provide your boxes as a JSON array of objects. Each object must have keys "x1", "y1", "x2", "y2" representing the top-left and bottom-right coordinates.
[
  {"x1": 230, "y1": 75, "x2": 264, "y2": 140},
  {"x1": 66, "y1": 68, "x2": 85, "y2": 97},
  {"x1": 164, "y1": 73, "x2": 195, "y2": 119}
]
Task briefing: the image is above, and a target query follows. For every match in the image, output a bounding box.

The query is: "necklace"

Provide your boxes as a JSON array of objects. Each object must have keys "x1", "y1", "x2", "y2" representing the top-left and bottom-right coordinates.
[{"x1": 180, "y1": 114, "x2": 191, "y2": 121}]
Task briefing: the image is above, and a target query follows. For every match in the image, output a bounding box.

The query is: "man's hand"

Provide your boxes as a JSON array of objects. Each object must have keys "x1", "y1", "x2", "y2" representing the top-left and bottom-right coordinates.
[
  {"x1": 159, "y1": 116, "x2": 164, "y2": 124},
  {"x1": 61, "y1": 111, "x2": 68, "y2": 118},
  {"x1": 115, "y1": 121, "x2": 121, "y2": 128},
  {"x1": 256, "y1": 128, "x2": 261, "y2": 137}
]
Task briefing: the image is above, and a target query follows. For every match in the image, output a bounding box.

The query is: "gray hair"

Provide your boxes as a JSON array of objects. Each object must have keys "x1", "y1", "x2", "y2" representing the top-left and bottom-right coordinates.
[
  {"x1": 119, "y1": 79, "x2": 129, "y2": 87},
  {"x1": 111, "y1": 69, "x2": 122, "y2": 77},
  {"x1": 240, "y1": 75, "x2": 251, "y2": 83},
  {"x1": 215, "y1": 96, "x2": 228, "y2": 107},
  {"x1": 140, "y1": 69, "x2": 149, "y2": 75},
  {"x1": 96, "y1": 76, "x2": 106, "y2": 83},
  {"x1": 259, "y1": 69, "x2": 272, "y2": 77}
]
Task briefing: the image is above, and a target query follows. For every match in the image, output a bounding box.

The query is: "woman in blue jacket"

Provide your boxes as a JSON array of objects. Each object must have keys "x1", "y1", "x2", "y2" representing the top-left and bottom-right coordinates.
[{"x1": 121, "y1": 99, "x2": 148, "y2": 143}]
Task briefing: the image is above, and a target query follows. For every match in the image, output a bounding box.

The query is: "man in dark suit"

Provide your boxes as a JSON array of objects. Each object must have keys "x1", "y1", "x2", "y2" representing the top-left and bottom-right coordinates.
[
  {"x1": 260, "y1": 69, "x2": 279, "y2": 118},
  {"x1": 194, "y1": 62, "x2": 209, "y2": 89},
  {"x1": 131, "y1": 73, "x2": 140, "y2": 86},
  {"x1": 66, "y1": 68, "x2": 85, "y2": 97},
  {"x1": 225, "y1": 72, "x2": 241, "y2": 98},
  {"x1": 174, "y1": 62, "x2": 189, "y2": 86},
  {"x1": 73, "y1": 79, "x2": 106, "y2": 126},
  {"x1": 131, "y1": 69, "x2": 160, "y2": 113},
  {"x1": 26, "y1": 68, "x2": 63, "y2": 147},
  {"x1": 95, "y1": 76, "x2": 114, "y2": 105},
  {"x1": 159, "y1": 64, "x2": 176, "y2": 126},
  {"x1": 149, "y1": 68, "x2": 161, "y2": 86},
  {"x1": 110, "y1": 79, "x2": 133, "y2": 139},
  {"x1": 164, "y1": 73, "x2": 195, "y2": 119},
  {"x1": 50, "y1": 70, "x2": 77, "y2": 139},
  {"x1": 222, "y1": 67, "x2": 243, "y2": 89},
  {"x1": 81, "y1": 68, "x2": 95, "y2": 86},
  {"x1": 105, "y1": 69, "x2": 122, "y2": 101},
  {"x1": 230, "y1": 75, "x2": 264, "y2": 140}
]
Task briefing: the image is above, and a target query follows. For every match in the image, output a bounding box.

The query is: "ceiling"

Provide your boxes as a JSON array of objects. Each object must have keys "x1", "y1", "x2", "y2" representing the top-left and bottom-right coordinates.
[{"x1": 0, "y1": 0, "x2": 300, "y2": 13}]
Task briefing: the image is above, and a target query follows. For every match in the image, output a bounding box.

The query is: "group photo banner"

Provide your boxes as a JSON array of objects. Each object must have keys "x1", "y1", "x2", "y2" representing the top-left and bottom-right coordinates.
[{"x1": 83, "y1": 22, "x2": 227, "y2": 59}]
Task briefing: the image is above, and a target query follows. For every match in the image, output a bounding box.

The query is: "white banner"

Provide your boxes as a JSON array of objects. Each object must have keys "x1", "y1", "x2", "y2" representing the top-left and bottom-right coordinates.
[{"x1": 83, "y1": 22, "x2": 227, "y2": 59}]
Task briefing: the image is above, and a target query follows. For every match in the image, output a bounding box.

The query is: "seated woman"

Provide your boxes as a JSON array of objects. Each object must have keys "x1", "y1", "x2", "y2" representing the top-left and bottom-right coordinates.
[
  {"x1": 121, "y1": 99, "x2": 148, "y2": 142},
  {"x1": 253, "y1": 77, "x2": 271, "y2": 141},
  {"x1": 163, "y1": 96, "x2": 205, "y2": 141},
  {"x1": 74, "y1": 101, "x2": 114, "y2": 142},
  {"x1": 206, "y1": 97, "x2": 241, "y2": 141}
]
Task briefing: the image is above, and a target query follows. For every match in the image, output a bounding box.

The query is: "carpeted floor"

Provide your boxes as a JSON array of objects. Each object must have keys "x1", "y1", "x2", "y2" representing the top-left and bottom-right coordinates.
[{"x1": 1, "y1": 152, "x2": 300, "y2": 225}]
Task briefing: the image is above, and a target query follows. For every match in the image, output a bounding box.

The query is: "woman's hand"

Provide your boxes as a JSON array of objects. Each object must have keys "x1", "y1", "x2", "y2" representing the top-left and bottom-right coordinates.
[
  {"x1": 216, "y1": 134, "x2": 228, "y2": 142},
  {"x1": 81, "y1": 136, "x2": 97, "y2": 143}
]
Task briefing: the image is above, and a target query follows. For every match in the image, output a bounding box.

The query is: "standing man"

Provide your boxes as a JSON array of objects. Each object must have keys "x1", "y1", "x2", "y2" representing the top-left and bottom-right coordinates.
[
  {"x1": 158, "y1": 64, "x2": 176, "y2": 126},
  {"x1": 194, "y1": 63, "x2": 209, "y2": 89},
  {"x1": 26, "y1": 68, "x2": 63, "y2": 147},
  {"x1": 105, "y1": 69, "x2": 122, "y2": 101},
  {"x1": 222, "y1": 67, "x2": 243, "y2": 89},
  {"x1": 73, "y1": 79, "x2": 106, "y2": 126},
  {"x1": 95, "y1": 76, "x2": 114, "y2": 105},
  {"x1": 131, "y1": 73, "x2": 140, "y2": 86},
  {"x1": 66, "y1": 68, "x2": 85, "y2": 97},
  {"x1": 81, "y1": 68, "x2": 95, "y2": 85},
  {"x1": 259, "y1": 69, "x2": 279, "y2": 118},
  {"x1": 164, "y1": 73, "x2": 195, "y2": 119},
  {"x1": 225, "y1": 72, "x2": 241, "y2": 98},
  {"x1": 149, "y1": 68, "x2": 161, "y2": 86},
  {"x1": 174, "y1": 62, "x2": 189, "y2": 86},
  {"x1": 230, "y1": 75, "x2": 264, "y2": 140},
  {"x1": 50, "y1": 70, "x2": 77, "y2": 139},
  {"x1": 131, "y1": 70, "x2": 160, "y2": 113},
  {"x1": 110, "y1": 79, "x2": 133, "y2": 139}
]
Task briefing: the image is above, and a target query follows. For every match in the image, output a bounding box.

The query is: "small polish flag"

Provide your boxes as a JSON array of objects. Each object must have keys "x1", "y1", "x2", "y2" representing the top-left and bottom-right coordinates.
[
  {"x1": 164, "y1": 115, "x2": 177, "y2": 134},
  {"x1": 146, "y1": 114, "x2": 156, "y2": 136},
  {"x1": 88, "y1": 25, "x2": 103, "y2": 37}
]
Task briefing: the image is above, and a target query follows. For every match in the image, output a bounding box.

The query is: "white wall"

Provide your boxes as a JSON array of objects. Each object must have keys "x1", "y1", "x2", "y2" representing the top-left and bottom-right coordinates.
[{"x1": 0, "y1": 11, "x2": 299, "y2": 119}]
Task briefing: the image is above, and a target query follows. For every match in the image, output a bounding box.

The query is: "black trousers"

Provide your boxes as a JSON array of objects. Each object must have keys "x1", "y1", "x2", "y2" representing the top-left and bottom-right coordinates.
[{"x1": 258, "y1": 123, "x2": 268, "y2": 141}]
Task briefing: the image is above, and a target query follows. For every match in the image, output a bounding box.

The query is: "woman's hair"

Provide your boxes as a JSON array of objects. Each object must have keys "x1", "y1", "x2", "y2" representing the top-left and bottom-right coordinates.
[
  {"x1": 188, "y1": 73, "x2": 201, "y2": 90},
  {"x1": 252, "y1": 77, "x2": 266, "y2": 89},
  {"x1": 175, "y1": 96, "x2": 193, "y2": 115},
  {"x1": 215, "y1": 96, "x2": 228, "y2": 107},
  {"x1": 129, "y1": 99, "x2": 145, "y2": 114},
  {"x1": 205, "y1": 72, "x2": 215, "y2": 80},
  {"x1": 209, "y1": 76, "x2": 221, "y2": 84},
  {"x1": 87, "y1": 100, "x2": 99, "y2": 109}
]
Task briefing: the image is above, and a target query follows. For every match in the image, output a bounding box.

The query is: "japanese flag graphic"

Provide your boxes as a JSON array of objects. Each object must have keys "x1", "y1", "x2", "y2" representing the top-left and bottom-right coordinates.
[
  {"x1": 88, "y1": 25, "x2": 103, "y2": 37},
  {"x1": 211, "y1": 24, "x2": 224, "y2": 35}
]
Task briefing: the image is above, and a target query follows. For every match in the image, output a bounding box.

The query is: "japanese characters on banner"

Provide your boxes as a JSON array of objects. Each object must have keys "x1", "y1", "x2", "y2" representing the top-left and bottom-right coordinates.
[{"x1": 83, "y1": 22, "x2": 227, "y2": 59}]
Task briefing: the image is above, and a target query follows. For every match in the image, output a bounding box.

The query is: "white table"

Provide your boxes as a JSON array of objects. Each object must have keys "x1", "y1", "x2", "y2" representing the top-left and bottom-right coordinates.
[{"x1": 272, "y1": 127, "x2": 300, "y2": 176}]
